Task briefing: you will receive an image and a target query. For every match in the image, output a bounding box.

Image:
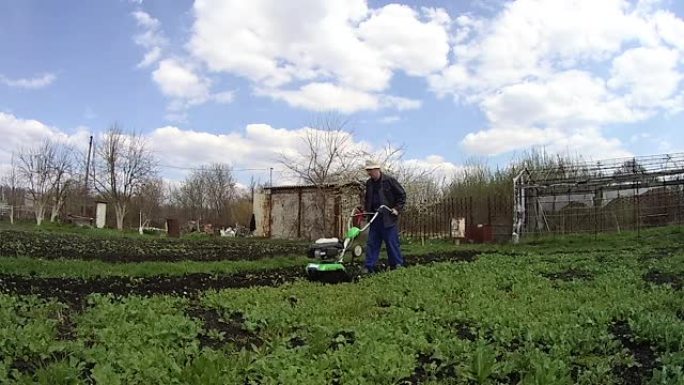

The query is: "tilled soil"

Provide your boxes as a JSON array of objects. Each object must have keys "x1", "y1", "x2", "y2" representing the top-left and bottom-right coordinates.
[
  {"x1": 9, "y1": 351, "x2": 70, "y2": 377},
  {"x1": 0, "y1": 268, "x2": 301, "y2": 307},
  {"x1": 185, "y1": 307, "x2": 262, "y2": 350},
  {"x1": 643, "y1": 269, "x2": 683, "y2": 290},
  {"x1": 0, "y1": 250, "x2": 481, "y2": 306},
  {"x1": 396, "y1": 351, "x2": 458, "y2": 385},
  {"x1": 609, "y1": 319, "x2": 660, "y2": 385}
]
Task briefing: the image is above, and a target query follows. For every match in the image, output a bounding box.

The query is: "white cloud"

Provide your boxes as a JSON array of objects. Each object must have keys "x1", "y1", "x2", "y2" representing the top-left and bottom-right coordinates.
[
  {"x1": 189, "y1": 0, "x2": 373, "y2": 88},
  {"x1": 379, "y1": 116, "x2": 400, "y2": 124},
  {"x1": 260, "y1": 83, "x2": 381, "y2": 113},
  {"x1": 149, "y1": 123, "x2": 372, "y2": 172},
  {"x1": 152, "y1": 59, "x2": 210, "y2": 104},
  {"x1": 462, "y1": 126, "x2": 562, "y2": 155},
  {"x1": 188, "y1": 0, "x2": 448, "y2": 112},
  {"x1": 431, "y1": 0, "x2": 662, "y2": 96},
  {"x1": 653, "y1": 10, "x2": 684, "y2": 51},
  {"x1": 667, "y1": 91, "x2": 684, "y2": 114},
  {"x1": 403, "y1": 155, "x2": 464, "y2": 181},
  {"x1": 0, "y1": 113, "x2": 66, "y2": 155},
  {"x1": 151, "y1": 59, "x2": 234, "y2": 120},
  {"x1": 138, "y1": 47, "x2": 162, "y2": 69},
  {"x1": 608, "y1": 46, "x2": 682, "y2": 110},
  {"x1": 357, "y1": 4, "x2": 451, "y2": 76},
  {"x1": 551, "y1": 127, "x2": 632, "y2": 160},
  {"x1": 259, "y1": 83, "x2": 420, "y2": 114},
  {"x1": 132, "y1": 9, "x2": 159, "y2": 29},
  {"x1": 628, "y1": 131, "x2": 678, "y2": 154},
  {"x1": 132, "y1": 10, "x2": 167, "y2": 68},
  {"x1": 212, "y1": 91, "x2": 234, "y2": 104},
  {"x1": 461, "y1": 125, "x2": 632, "y2": 160},
  {"x1": 0, "y1": 113, "x2": 91, "y2": 167},
  {"x1": 0, "y1": 73, "x2": 56, "y2": 89},
  {"x1": 132, "y1": 9, "x2": 235, "y2": 119},
  {"x1": 427, "y1": 0, "x2": 684, "y2": 158},
  {"x1": 382, "y1": 95, "x2": 422, "y2": 111},
  {"x1": 630, "y1": 132, "x2": 651, "y2": 143},
  {"x1": 482, "y1": 70, "x2": 642, "y2": 128}
]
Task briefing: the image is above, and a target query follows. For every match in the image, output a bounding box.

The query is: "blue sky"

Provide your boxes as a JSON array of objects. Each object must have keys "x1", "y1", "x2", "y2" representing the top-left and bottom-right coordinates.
[{"x1": 1, "y1": 0, "x2": 683, "y2": 185}]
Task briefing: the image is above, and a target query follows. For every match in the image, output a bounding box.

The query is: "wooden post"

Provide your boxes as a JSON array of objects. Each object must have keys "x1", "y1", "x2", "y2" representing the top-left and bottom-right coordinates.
[
  {"x1": 267, "y1": 190, "x2": 273, "y2": 238},
  {"x1": 487, "y1": 196, "x2": 492, "y2": 225},
  {"x1": 297, "y1": 189, "x2": 302, "y2": 239}
]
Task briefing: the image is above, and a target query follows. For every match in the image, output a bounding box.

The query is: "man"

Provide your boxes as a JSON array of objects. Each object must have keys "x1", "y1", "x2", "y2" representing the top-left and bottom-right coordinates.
[{"x1": 363, "y1": 159, "x2": 406, "y2": 273}]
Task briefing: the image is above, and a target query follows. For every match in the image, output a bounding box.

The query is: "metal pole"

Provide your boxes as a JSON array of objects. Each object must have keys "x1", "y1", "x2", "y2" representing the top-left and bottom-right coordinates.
[
  {"x1": 512, "y1": 170, "x2": 525, "y2": 243},
  {"x1": 636, "y1": 178, "x2": 641, "y2": 243},
  {"x1": 83, "y1": 135, "x2": 93, "y2": 215}
]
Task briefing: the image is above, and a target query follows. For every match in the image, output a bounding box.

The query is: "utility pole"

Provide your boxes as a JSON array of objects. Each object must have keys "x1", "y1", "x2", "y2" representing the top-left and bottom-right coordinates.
[
  {"x1": 269, "y1": 167, "x2": 273, "y2": 187},
  {"x1": 82, "y1": 135, "x2": 93, "y2": 215}
]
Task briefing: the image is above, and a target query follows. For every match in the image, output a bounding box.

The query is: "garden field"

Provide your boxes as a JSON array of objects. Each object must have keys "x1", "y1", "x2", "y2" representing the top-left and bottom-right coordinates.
[{"x1": 0, "y1": 226, "x2": 683, "y2": 384}]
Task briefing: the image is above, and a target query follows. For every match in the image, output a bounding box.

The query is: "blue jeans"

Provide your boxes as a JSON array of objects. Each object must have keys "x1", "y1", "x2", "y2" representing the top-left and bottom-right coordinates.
[{"x1": 365, "y1": 220, "x2": 404, "y2": 271}]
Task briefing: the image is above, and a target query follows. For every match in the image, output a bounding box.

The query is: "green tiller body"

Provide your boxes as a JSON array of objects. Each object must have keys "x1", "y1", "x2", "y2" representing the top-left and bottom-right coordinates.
[{"x1": 305, "y1": 205, "x2": 392, "y2": 283}]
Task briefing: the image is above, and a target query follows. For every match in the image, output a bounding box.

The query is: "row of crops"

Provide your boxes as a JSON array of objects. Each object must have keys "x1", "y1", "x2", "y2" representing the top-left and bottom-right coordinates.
[
  {"x1": 0, "y1": 226, "x2": 683, "y2": 384},
  {"x1": 0, "y1": 230, "x2": 308, "y2": 262}
]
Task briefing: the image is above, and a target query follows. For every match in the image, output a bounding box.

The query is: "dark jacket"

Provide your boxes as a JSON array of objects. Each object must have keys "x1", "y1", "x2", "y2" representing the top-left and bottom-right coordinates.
[{"x1": 364, "y1": 173, "x2": 406, "y2": 227}]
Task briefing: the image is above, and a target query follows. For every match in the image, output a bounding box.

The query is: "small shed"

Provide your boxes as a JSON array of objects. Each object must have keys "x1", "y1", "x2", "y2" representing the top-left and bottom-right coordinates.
[{"x1": 253, "y1": 182, "x2": 364, "y2": 240}]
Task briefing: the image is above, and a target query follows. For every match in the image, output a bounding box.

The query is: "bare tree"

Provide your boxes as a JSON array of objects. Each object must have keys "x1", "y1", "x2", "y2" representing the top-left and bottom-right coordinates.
[
  {"x1": 16, "y1": 140, "x2": 75, "y2": 225},
  {"x1": 16, "y1": 145, "x2": 51, "y2": 225},
  {"x1": 278, "y1": 114, "x2": 368, "y2": 236},
  {"x1": 371, "y1": 141, "x2": 447, "y2": 206},
  {"x1": 93, "y1": 125, "x2": 157, "y2": 230},
  {"x1": 1, "y1": 154, "x2": 22, "y2": 224},
  {"x1": 171, "y1": 163, "x2": 237, "y2": 228},
  {"x1": 231, "y1": 187, "x2": 254, "y2": 230},
  {"x1": 136, "y1": 177, "x2": 166, "y2": 227},
  {"x1": 279, "y1": 115, "x2": 366, "y2": 185},
  {"x1": 171, "y1": 168, "x2": 209, "y2": 229},
  {"x1": 205, "y1": 163, "x2": 237, "y2": 225},
  {"x1": 248, "y1": 176, "x2": 258, "y2": 202},
  {"x1": 48, "y1": 147, "x2": 77, "y2": 222}
]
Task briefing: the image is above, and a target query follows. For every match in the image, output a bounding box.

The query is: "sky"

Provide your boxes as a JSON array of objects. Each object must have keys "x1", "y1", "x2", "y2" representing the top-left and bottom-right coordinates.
[{"x1": 1, "y1": 0, "x2": 683, "y2": 186}]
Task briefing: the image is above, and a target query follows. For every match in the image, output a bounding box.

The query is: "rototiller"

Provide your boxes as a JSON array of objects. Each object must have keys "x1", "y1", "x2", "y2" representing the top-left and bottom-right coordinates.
[{"x1": 305, "y1": 205, "x2": 393, "y2": 283}]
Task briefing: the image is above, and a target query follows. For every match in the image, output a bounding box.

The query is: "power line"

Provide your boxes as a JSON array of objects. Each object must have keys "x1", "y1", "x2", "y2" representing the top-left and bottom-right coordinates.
[{"x1": 157, "y1": 163, "x2": 275, "y2": 172}]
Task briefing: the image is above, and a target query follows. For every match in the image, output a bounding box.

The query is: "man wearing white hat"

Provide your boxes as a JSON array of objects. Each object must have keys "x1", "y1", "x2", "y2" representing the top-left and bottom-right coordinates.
[{"x1": 363, "y1": 159, "x2": 406, "y2": 273}]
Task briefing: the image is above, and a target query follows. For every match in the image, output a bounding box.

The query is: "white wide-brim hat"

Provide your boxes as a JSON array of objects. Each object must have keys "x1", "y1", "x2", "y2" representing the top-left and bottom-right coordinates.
[{"x1": 364, "y1": 160, "x2": 382, "y2": 170}]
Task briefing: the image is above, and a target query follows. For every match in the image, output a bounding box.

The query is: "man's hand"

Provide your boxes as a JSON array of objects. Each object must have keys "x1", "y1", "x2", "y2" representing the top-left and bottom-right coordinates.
[{"x1": 390, "y1": 208, "x2": 399, "y2": 216}]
